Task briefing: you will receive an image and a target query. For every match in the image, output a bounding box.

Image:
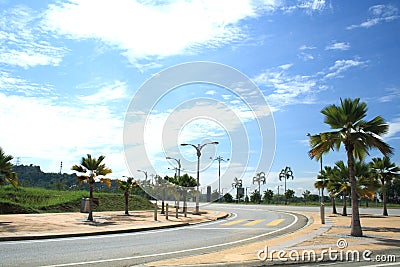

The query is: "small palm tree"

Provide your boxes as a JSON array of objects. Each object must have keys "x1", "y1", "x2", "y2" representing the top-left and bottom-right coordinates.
[
  {"x1": 117, "y1": 177, "x2": 139, "y2": 215},
  {"x1": 71, "y1": 154, "x2": 112, "y2": 221},
  {"x1": 309, "y1": 98, "x2": 392, "y2": 237},
  {"x1": 315, "y1": 166, "x2": 336, "y2": 214},
  {"x1": 329, "y1": 161, "x2": 350, "y2": 216},
  {"x1": 0, "y1": 147, "x2": 18, "y2": 188},
  {"x1": 370, "y1": 157, "x2": 400, "y2": 216}
]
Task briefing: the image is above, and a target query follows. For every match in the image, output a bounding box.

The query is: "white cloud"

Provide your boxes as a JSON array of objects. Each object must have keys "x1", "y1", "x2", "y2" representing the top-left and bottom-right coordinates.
[
  {"x1": 78, "y1": 81, "x2": 128, "y2": 104},
  {"x1": 43, "y1": 0, "x2": 257, "y2": 64},
  {"x1": 205, "y1": 90, "x2": 216, "y2": 95},
  {"x1": 325, "y1": 42, "x2": 350, "y2": 51},
  {"x1": 252, "y1": 65, "x2": 319, "y2": 109},
  {"x1": 0, "y1": 6, "x2": 68, "y2": 68},
  {"x1": 299, "y1": 45, "x2": 316, "y2": 50},
  {"x1": 0, "y1": 71, "x2": 53, "y2": 96},
  {"x1": 378, "y1": 88, "x2": 400, "y2": 103},
  {"x1": 385, "y1": 118, "x2": 400, "y2": 141},
  {"x1": 324, "y1": 59, "x2": 366, "y2": 79},
  {"x1": 347, "y1": 4, "x2": 399, "y2": 30},
  {"x1": 0, "y1": 92, "x2": 125, "y2": 174}
]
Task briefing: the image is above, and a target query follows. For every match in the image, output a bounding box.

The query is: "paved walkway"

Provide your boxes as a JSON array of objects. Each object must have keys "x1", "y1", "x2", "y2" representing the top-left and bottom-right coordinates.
[
  {"x1": 1, "y1": 209, "x2": 399, "y2": 265},
  {"x1": 0, "y1": 209, "x2": 228, "y2": 241}
]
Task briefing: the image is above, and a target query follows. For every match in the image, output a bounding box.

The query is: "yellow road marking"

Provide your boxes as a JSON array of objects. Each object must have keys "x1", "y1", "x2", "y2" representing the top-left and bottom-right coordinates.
[
  {"x1": 266, "y1": 219, "x2": 285, "y2": 226},
  {"x1": 242, "y1": 219, "x2": 266, "y2": 226},
  {"x1": 220, "y1": 219, "x2": 246, "y2": 226}
]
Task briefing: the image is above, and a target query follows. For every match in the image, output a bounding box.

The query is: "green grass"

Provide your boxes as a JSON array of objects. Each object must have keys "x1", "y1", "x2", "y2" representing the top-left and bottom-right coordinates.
[{"x1": 0, "y1": 186, "x2": 154, "y2": 214}]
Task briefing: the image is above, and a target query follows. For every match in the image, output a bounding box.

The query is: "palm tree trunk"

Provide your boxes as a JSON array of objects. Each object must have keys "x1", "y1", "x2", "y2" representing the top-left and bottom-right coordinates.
[
  {"x1": 183, "y1": 190, "x2": 187, "y2": 213},
  {"x1": 88, "y1": 181, "x2": 94, "y2": 221},
  {"x1": 342, "y1": 192, "x2": 347, "y2": 216},
  {"x1": 331, "y1": 195, "x2": 337, "y2": 214},
  {"x1": 124, "y1": 190, "x2": 129, "y2": 215},
  {"x1": 347, "y1": 147, "x2": 363, "y2": 237},
  {"x1": 382, "y1": 179, "x2": 388, "y2": 216}
]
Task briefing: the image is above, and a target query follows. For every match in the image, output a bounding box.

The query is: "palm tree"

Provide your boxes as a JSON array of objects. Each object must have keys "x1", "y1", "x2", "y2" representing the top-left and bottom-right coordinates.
[
  {"x1": 329, "y1": 161, "x2": 350, "y2": 216},
  {"x1": 0, "y1": 147, "x2": 18, "y2": 188},
  {"x1": 370, "y1": 157, "x2": 400, "y2": 216},
  {"x1": 315, "y1": 166, "x2": 337, "y2": 214},
  {"x1": 117, "y1": 177, "x2": 139, "y2": 215},
  {"x1": 71, "y1": 154, "x2": 112, "y2": 221},
  {"x1": 309, "y1": 98, "x2": 393, "y2": 237}
]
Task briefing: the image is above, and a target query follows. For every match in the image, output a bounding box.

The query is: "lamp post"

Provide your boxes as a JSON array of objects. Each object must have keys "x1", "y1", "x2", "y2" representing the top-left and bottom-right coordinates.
[
  {"x1": 181, "y1": 142, "x2": 218, "y2": 214},
  {"x1": 166, "y1": 157, "x2": 181, "y2": 178},
  {"x1": 279, "y1": 166, "x2": 294, "y2": 205},
  {"x1": 252, "y1": 172, "x2": 266, "y2": 204},
  {"x1": 245, "y1": 186, "x2": 250, "y2": 203},
  {"x1": 277, "y1": 184, "x2": 282, "y2": 204},
  {"x1": 211, "y1": 156, "x2": 229, "y2": 202}
]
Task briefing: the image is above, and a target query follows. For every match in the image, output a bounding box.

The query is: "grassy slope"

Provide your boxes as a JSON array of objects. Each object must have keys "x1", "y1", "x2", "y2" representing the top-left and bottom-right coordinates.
[{"x1": 0, "y1": 186, "x2": 154, "y2": 214}]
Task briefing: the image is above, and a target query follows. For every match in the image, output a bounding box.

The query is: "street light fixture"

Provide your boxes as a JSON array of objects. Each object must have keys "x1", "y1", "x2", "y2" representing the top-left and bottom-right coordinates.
[
  {"x1": 252, "y1": 172, "x2": 266, "y2": 204},
  {"x1": 166, "y1": 157, "x2": 181, "y2": 178},
  {"x1": 210, "y1": 156, "x2": 229, "y2": 202},
  {"x1": 181, "y1": 141, "x2": 219, "y2": 214},
  {"x1": 279, "y1": 166, "x2": 294, "y2": 205}
]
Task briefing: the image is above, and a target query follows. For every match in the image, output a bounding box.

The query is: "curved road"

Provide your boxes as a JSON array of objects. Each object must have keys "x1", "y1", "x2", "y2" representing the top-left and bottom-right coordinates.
[{"x1": 1, "y1": 204, "x2": 308, "y2": 267}]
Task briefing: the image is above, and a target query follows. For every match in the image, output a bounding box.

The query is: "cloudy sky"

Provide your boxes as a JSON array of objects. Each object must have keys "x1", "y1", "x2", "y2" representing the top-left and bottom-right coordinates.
[{"x1": 1, "y1": 0, "x2": 399, "y2": 197}]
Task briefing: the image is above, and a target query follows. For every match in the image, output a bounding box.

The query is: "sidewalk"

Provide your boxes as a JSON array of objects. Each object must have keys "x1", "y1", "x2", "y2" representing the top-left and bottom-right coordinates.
[
  {"x1": 0, "y1": 209, "x2": 229, "y2": 241},
  {"x1": 147, "y1": 212, "x2": 400, "y2": 266}
]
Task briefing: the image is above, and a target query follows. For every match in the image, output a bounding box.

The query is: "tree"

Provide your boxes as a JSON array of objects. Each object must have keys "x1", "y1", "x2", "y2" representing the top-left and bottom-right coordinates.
[
  {"x1": 250, "y1": 190, "x2": 261, "y2": 203},
  {"x1": 263, "y1": 189, "x2": 274, "y2": 204},
  {"x1": 302, "y1": 190, "x2": 311, "y2": 204},
  {"x1": 223, "y1": 192, "x2": 233, "y2": 203},
  {"x1": 116, "y1": 177, "x2": 139, "y2": 215},
  {"x1": 71, "y1": 154, "x2": 112, "y2": 221},
  {"x1": 329, "y1": 161, "x2": 350, "y2": 216},
  {"x1": 284, "y1": 189, "x2": 295, "y2": 203},
  {"x1": 370, "y1": 157, "x2": 400, "y2": 216},
  {"x1": 315, "y1": 166, "x2": 336, "y2": 214},
  {"x1": 0, "y1": 147, "x2": 18, "y2": 188},
  {"x1": 309, "y1": 98, "x2": 392, "y2": 237},
  {"x1": 167, "y1": 173, "x2": 197, "y2": 213}
]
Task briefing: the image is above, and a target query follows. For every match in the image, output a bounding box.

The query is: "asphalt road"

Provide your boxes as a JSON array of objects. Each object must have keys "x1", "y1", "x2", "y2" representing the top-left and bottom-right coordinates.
[{"x1": 0, "y1": 204, "x2": 308, "y2": 267}]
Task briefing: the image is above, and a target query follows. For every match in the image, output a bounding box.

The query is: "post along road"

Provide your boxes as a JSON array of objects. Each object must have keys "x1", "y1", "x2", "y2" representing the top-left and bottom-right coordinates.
[{"x1": 1, "y1": 204, "x2": 309, "y2": 266}]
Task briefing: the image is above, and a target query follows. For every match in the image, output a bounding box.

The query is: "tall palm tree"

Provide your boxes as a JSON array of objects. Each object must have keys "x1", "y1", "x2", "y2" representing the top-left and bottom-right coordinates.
[
  {"x1": 370, "y1": 157, "x2": 400, "y2": 216},
  {"x1": 0, "y1": 147, "x2": 18, "y2": 188},
  {"x1": 117, "y1": 177, "x2": 139, "y2": 215},
  {"x1": 71, "y1": 154, "x2": 112, "y2": 221},
  {"x1": 309, "y1": 98, "x2": 393, "y2": 237}
]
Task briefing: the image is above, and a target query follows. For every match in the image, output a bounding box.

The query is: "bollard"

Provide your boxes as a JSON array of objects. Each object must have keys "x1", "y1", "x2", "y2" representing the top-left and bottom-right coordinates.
[
  {"x1": 154, "y1": 203, "x2": 157, "y2": 221},
  {"x1": 166, "y1": 203, "x2": 169, "y2": 220},
  {"x1": 175, "y1": 205, "x2": 178, "y2": 218},
  {"x1": 320, "y1": 202, "x2": 325, "y2": 224},
  {"x1": 184, "y1": 204, "x2": 187, "y2": 217}
]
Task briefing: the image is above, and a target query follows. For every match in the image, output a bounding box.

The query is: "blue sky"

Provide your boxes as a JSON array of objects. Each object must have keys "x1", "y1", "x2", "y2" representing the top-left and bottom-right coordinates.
[{"x1": 1, "y1": 0, "x2": 399, "y2": 197}]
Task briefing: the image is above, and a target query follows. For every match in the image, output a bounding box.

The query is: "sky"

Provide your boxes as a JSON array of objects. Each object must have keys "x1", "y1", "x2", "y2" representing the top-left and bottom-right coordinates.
[{"x1": 1, "y1": 0, "x2": 399, "y2": 198}]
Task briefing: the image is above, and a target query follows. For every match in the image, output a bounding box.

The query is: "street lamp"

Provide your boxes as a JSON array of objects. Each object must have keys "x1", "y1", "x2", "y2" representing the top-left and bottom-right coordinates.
[
  {"x1": 277, "y1": 184, "x2": 283, "y2": 204},
  {"x1": 181, "y1": 141, "x2": 219, "y2": 214},
  {"x1": 252, "y1": 172, "x2": 266, "y2": 204},
  {"x1": 166, "y1": 157, "x2": 181, "y2": 178},
  {"x1": 211, "y1": 156, "x2": 229, "y2": 202},
  {"x1": 279, "y1": 166, "x2": 294, "y2": 205}
]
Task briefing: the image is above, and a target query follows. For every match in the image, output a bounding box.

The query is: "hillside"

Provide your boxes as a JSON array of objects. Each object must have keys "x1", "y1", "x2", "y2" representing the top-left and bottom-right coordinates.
[{"x1": 0, "y1": 186, "x2": 154, "y2": 214}]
